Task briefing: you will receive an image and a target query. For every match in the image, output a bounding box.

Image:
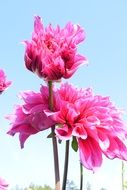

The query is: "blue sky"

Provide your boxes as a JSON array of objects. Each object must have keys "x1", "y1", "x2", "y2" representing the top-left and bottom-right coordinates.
[{"x1": 0, "y1": 0, "x2": 127, "y2": 189}]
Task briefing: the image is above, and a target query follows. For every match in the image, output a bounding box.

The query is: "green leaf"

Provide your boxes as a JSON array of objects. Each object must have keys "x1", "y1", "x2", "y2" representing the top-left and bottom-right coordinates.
[{"x1": 71, "y1": 136, "x2": 78, "y2": 152}]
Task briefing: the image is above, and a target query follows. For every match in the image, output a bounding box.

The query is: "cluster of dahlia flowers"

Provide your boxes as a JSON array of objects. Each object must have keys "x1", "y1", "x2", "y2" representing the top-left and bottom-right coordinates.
[
  {"x1": 7, "y1": 83, "x2": 127, "y2": 170},
  {"x1": 6, "y1": 16, "x2": 127, "y2": 189}
]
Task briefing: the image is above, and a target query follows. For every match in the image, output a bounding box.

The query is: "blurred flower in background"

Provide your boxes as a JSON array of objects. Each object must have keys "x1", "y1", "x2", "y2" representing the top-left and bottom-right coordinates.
[
  {"x1": 0, "y1": 177, "x2": 9, "y2": 190},
  {"x1": 0, "y1": 69, "x2": 11, "y2": 94}
]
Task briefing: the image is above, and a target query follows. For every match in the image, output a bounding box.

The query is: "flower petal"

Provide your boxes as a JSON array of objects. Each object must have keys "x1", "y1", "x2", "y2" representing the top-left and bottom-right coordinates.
[{"x1": 78, "y1": 138, "x2": 102, "y2": 171}]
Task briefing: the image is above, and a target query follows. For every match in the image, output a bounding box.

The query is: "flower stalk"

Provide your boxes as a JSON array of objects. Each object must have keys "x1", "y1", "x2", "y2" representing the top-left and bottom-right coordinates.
[
  {"x1": 48, "y1": 81, "x2": 60, "y2": 190},
  {"x1": 62, "y1": 140, "x2": 70, "y2": 190},
  {"x1": 80, "y1": 162, "x2": 83, "y2": 190},
  {"x1": 122, "y1": 161, "x2": 124, "y2": 190}
]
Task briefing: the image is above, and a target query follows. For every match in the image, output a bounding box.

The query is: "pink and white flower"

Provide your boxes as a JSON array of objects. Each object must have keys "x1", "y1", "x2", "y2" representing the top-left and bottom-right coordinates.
[
  {"x1": 24, "y1": 16, "x2": 87, "y2": 81},
  {"x1": 53, "y1": 83, "x2": 127, "y2": 170}
]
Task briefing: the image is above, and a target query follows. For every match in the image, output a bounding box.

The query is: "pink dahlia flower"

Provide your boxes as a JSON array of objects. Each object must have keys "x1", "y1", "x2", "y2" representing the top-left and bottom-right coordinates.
[
  {"x1": 24, "y1": 16, "x2": 87, "y2": 81},
  {"x1": 7, "y1": 87, "x2": 56, "y2": 148},
  {"x1": 0, "y1": 178, "x2": 8, "y2": 190},
  {"x1": 52, "y1": 83, "x2": 127, "y2": 171},
  {"x1": 0, "y1": 69, "x2": 11, "y2": 94}
]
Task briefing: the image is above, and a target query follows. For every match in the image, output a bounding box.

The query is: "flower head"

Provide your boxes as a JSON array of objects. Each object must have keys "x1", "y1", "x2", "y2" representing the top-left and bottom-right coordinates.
[
  {"x1": 0, "y1": 69, "x2": 11, "y2": 94},
  {"x1": 52, "y1": 83, "x2": 127, "y2": 171},
  {"x1": 7, "y1": 88, "x2": 55, "y2": 148},
  {"x1": 24, "y1": 16, "x2": 87, "y2": 81},
  {"x1": 0, "y1": 178, "x2": 9, "y2": 190}
]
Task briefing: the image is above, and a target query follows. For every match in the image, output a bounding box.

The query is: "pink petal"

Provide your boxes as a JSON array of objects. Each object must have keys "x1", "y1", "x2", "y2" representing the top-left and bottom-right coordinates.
[
  {"x1": 55, "y1": 124, "x2": 72, "y2": 140},
  {"x1": 72, "y1": 124, "x2": 87, "y2": 139},
  {"x1": 78, "y1": 138, "x2": 102, "y2": 171},
  {"x1": 104, "y1": 137, "x2": 127, "y2": 160}
]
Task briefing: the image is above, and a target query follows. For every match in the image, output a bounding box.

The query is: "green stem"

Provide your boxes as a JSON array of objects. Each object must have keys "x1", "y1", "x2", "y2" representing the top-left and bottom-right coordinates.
[
  {"x1": 48, "y1": 81, "x2": 60, "y2": 190},
  {"x1": 122, "y1": 161, "x2": 124, "y2": 190},
  {"x1": 80, "y1": 162, "x2": 83, "y2": 190},
  {"x1": 62, "y1": 140, "x2": 70, "y2": 190}
]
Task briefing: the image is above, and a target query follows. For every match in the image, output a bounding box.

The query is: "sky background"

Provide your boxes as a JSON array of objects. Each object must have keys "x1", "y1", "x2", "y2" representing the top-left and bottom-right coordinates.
[{"x1": 0, "y1": 0, "x2": 127, "y2": 190}]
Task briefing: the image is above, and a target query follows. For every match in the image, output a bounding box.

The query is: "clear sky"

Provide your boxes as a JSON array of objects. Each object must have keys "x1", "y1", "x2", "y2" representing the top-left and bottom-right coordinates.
[{"x1": 0, "y1": 0, "x2": 127, "y2": 190}]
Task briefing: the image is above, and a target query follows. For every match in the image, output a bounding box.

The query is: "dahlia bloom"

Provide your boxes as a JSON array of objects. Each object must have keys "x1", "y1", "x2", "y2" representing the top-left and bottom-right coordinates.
[
  {"x1": 52, "y1": 83, "x2": 127, "y2": 171},
  {"x1": 7, "y1": 87, "x2": 56, "y2": 148},
  {"x1": 24, "y1": 16, "x2": 87, "y2": 81},
  {"x1": 0, "y1": 69, "x2": 11, "y2": 94},
  {"x1": 0, "y1": 178, "x2": 8, "y2": 190}
]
